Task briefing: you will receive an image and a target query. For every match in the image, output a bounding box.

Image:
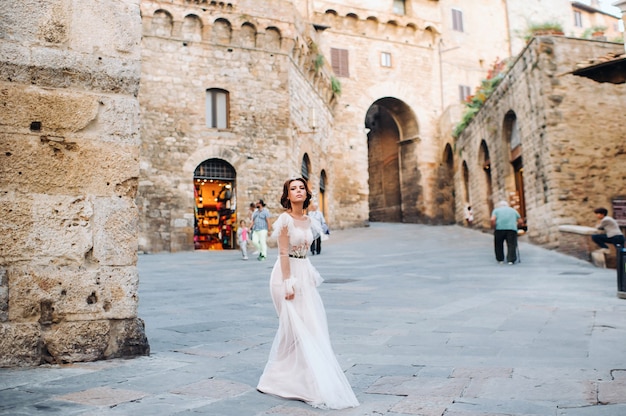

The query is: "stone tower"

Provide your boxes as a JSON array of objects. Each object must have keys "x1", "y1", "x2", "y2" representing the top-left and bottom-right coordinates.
[{"x1": 0, "y1": 0, "x2": 149, "y2": 365}]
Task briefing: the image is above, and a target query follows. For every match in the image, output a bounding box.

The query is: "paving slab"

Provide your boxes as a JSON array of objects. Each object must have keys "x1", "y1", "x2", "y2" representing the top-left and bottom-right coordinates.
[{"x1": 1, "y1": 223, "x2": 626, "y2": 415}]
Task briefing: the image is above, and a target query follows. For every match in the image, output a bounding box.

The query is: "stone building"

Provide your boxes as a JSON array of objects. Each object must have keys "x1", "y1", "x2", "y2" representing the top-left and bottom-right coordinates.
[
  {"x1": 137, "y1": 0, "x2": 518, "y2": 252},
  {"x1": 453, "y1": 35, "x2": 626, "y2": 248},
  {"x1": 0, "y1": 1, "x2": 149, "y2": 365},
  {"x1": 138, "y1": 0, "x2": 351, "y2": 252},
  {"x1": 138, "y1": 0, "x2": 621, "y2": 253}
]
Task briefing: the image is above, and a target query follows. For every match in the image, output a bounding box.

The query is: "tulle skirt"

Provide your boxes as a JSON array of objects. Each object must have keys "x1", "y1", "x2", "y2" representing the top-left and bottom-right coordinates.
[{"x1": 257, "y1": 257, "x2": 359, "y2": 409}]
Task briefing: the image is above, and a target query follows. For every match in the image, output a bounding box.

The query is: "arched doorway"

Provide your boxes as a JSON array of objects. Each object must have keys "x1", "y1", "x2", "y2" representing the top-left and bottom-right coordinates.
[
  {"x1": 435, "y1": 144, "x2": 455, "y2": 224},
  {"x1": 479, "y1": 140, "x2": 494, "y2": 224},
  {"x1": 193, "y1": 158, "x2": 236, "y2": 250},
  {"x1": 365, "y1": 97, "x2": 420, "y2": 223},
  {"x1": 503, "y1": 111, "x2": 526, "y2": 230}
]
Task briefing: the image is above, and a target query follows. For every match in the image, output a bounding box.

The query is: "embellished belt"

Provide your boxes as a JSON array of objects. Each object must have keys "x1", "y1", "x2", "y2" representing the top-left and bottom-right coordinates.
[{"x1": 289, "y1": 254, "x2": 307, "y2": 259}]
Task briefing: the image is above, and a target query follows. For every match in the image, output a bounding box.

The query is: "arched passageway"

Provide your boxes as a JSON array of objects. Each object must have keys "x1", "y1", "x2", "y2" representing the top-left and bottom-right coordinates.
[{"x1": 365, "y1": 97, "x2": 421, "y2": 223}]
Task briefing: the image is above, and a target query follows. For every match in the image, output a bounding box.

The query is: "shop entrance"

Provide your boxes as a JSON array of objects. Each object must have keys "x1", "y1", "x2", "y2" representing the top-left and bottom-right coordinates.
[{"x1": 193, "y1": 159, "x2": 236, "y2": 250}]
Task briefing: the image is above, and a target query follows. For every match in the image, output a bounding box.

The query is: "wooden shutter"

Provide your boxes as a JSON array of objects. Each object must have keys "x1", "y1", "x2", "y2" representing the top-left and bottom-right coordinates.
[{"x1": 331, "y1": 48, "x2": 349, "y2": 78}]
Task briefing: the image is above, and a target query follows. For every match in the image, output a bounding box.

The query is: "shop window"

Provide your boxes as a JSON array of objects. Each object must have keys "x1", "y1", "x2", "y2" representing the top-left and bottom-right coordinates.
[
  {"x1": 194, "y1": 159, "x2": 236, "y2": 250},
  {"x1": 206, "y1": 88, "x2": 229, "y2": 129},
  {"x1": 381, "y1": 52, "x2": 392, "y2": 68},
  {"x1": 452, "y1": 8, "x2": 464, "y2": 32},
  {"x1": 331, "y1": 48, "x2": 349, "y2": 77}
]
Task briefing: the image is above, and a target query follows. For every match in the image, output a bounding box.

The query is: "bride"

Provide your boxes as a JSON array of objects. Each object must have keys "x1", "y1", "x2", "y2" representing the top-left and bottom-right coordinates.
[{"x1": 257, "y1": 177, "x2": 359, "y2": 410}]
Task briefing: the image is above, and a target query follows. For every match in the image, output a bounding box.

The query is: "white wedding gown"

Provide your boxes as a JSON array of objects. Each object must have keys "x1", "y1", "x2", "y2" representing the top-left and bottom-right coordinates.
[{"x1": 257, "y1": 212, "x2": 359, "y2": 410}]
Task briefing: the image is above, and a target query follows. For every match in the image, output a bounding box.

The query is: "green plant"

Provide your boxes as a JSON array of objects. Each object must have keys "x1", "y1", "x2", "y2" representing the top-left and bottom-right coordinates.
[
  {"x1": 313, "y1": 54, "x2": 324, "y2": 73},
  {"x1": 582, "y1": 25, "x2": 608, "y2": 39},
  {"x1": 523, "y1": 21, "x2": 564, "y2": 42},
  {"x1": 591, "y1": 25, "x2": 607, "y2": 33},
  {"x1": 331, "y1": 76, "x2": 342, "y2": 95},
  {"x1": 452, "y1": 58, "x2": 509, "y2": 139}
]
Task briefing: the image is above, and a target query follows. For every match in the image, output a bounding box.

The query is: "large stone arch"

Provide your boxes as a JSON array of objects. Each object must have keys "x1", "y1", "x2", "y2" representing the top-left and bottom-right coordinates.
[{"x1": 365, "y1": 97, "x2": 421, "y2": 223}]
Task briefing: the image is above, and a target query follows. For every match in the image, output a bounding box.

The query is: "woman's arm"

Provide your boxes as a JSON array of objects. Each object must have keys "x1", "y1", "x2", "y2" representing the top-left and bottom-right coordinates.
[{"x1": 277, "y1": 223, "x2": 294, "y2": 300}]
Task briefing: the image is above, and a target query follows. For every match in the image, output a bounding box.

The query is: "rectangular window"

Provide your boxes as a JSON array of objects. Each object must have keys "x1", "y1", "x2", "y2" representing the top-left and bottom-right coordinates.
[
  {"x1": 206, "y1": 89, "x2": 228, "y2": 129},
  {"x1": 459, "y1": 85, "x2": 471, "y2": 102},
  {"x1": 381, "y1": 52, "x2": 392, "y2": 68},
  {"x1": 573, "y1": 10, "x2": 582, "y2": 28},
  {"x1": 331, "y1": 48, "x2": 349, "y2": 78},
  {"x1": 452, "y1": 8, "x2": 464, "y2": 32},
  {"x1": 393, "y1": 0, "x2": 406, "y2": 15}
]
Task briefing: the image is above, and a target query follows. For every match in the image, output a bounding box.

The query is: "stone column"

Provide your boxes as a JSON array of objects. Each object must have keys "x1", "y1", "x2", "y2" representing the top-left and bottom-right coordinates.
[{"x1": 0, "y1": 0, "x2": 149, "y2": 366}]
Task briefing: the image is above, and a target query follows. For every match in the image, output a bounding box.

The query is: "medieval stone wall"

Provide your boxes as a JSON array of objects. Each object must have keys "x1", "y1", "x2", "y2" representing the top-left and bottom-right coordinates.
[
  {"x1": 311, "y1": 3, "x2": 447, "y2": 224},
  {"x1": 454, "y1": 36, "x2": 626, "y2": 248},
  {"x1": 138, "y1": 0, "x2": 339, "y2": 252},
  {"x1": 0, "y1": 0, "x2": 149, "y2": 366}
]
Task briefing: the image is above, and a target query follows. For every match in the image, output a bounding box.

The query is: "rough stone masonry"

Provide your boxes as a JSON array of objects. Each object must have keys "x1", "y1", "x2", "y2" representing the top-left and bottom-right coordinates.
[{"x1": 0, "y1": 0, "x2": 149, "y2": 366}]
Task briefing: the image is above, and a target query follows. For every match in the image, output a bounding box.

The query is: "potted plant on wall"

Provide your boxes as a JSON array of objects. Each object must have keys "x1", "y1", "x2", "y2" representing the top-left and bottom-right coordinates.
[
  {"x1": 591, "y1": 25, "x2": 607, "y2": 39},
  {"x1": 523, "y1": 21, "x2": 564, "y2": 42}
]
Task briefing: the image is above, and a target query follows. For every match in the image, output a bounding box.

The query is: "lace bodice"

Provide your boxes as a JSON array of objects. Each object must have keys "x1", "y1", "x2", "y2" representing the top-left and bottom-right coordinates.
[{"x1": 272, "y1": 212, "x2": 314, "y2": 257}]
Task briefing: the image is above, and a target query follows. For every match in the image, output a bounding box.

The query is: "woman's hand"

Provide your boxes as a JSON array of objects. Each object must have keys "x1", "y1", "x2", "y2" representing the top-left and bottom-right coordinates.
[{"x1": 284, "y1": 277, "x2": 296, "y2": 301}]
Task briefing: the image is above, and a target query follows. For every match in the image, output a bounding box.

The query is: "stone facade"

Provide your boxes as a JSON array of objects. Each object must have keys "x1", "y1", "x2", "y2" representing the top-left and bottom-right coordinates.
[
  {"x1": 0, "y1": 0, "x2": 149, "y2": 366},
  {"x1": 138, "y1": 0, "x2": 341, "y2": 252},
  {"x1": 453, "y1": 36, "x2": 626, "y2": 248}
]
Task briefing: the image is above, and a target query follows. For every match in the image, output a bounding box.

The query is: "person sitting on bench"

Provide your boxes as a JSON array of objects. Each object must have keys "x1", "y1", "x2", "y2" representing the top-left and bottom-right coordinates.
[{"x1": 592, "y1": 207, "x2": 625, "y2": 249}]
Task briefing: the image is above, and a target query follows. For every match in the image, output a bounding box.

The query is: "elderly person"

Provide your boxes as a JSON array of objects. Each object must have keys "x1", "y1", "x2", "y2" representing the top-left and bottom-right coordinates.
[{"x1": 490, "y1": 200, "x2": 521, "y2": 264}]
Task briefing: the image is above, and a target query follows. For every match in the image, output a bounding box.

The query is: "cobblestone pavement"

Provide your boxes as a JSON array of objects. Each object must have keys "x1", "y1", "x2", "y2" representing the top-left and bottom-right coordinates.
[{"x1": 2, "y1": 223, "x2": 626, "y2": 415}]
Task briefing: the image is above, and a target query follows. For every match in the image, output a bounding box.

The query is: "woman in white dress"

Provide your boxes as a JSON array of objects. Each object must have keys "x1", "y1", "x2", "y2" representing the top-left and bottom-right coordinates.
[{"x1": 257, "y1": 177, "x2": 359, "y2": 410}]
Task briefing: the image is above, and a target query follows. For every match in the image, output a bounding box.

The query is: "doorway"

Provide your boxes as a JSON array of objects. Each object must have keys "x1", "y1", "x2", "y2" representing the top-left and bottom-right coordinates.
[{"x1": 193, "y1": 159, "x2": 236, "y2": 250}]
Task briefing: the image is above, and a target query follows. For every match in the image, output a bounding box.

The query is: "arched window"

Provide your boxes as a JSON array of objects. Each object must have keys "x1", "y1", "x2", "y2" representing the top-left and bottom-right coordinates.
[
  {"x1": 301, "y1": 154, "x2": 311, "y2": 180},
  {"x1": 205, "y1": 88, "x2": 229, "y2": 129}
]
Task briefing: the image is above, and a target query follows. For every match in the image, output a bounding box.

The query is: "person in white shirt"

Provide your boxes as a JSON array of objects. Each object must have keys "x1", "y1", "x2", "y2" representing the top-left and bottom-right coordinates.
[{"x1": 308, "y1": 203, "x2": 327, "y2": 255}]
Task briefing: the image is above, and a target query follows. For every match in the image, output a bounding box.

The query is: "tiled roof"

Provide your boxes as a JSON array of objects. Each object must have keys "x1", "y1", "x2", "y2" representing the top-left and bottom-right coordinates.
[{"x1": 572, "y1": 51, "x2": 626, "y2": 84}]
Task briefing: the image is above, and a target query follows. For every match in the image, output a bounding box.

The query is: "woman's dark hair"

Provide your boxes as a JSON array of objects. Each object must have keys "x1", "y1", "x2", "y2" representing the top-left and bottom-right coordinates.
[
  {"x1": 280, "y1": 177, "x2": 312, "y2": 209},
  {"x1": 594, "y1": 207, "x2": 608, "y2": 216}
]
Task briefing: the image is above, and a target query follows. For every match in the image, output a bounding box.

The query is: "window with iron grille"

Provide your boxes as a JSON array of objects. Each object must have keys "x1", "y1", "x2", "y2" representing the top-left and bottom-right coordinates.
[
  {"x1": 452, "y1": 9, "x2": 464, "y2": 32},
  {"x1": 205, "y1": 88, "x2": 229, "y2": 129},
  {"x1": 194, "y1": 159, "x2": 236, "y2": 180},
  {"x1": 331, "y1": 48, "x2": 349, "y2": 78}
]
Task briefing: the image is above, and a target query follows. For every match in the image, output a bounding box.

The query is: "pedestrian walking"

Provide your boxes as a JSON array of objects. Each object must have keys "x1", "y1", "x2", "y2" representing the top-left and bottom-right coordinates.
[
  {"x1": 490, "y1": 200, "x2": 521, "y2": 264},
  {"x1": 251, "y1": 199, "x2": 271, "y2": 261},
  {"x1": 257, "y1": 177, "x2": 359, "y2": 410}
]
